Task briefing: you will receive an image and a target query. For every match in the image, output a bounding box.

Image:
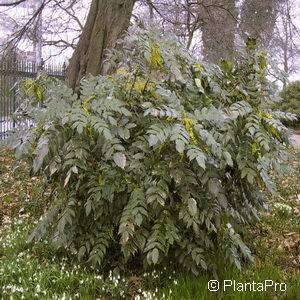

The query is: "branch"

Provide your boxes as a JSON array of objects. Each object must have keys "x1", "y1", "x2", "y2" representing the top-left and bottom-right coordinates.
[
  {"x1": 1, "y1": 0, "x2": 51, "y2": 54},
  {"x1": 53, "y1": 0, "x2": 84, "y2": 30},
  {"x1": 0, "y1": 0, "x2": 26, "y2": 6},
  {"x1": 43, "y1": 39, "x2": 76, "y2": 49},
  {"x1": 43, "y1": 45, "x2": 69, "y2": 63}
]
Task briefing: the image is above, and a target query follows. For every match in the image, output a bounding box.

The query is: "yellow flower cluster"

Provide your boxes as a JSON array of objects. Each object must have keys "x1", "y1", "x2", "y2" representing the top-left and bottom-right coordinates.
[
  {"x1": 149, "y1": 43, "x2": 163, "y2": 69},
  {"x1": 181, "y1": 111, "x2": 198, "y2": 145}
]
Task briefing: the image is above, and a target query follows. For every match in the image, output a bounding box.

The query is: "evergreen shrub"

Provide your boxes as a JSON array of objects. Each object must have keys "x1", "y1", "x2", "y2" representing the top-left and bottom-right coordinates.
[{"x1": 6, "y1": 29, "x2": 297, "y2": 275}]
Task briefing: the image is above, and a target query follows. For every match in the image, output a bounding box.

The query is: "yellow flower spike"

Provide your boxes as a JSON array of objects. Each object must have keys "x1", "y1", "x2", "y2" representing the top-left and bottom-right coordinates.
[
  {"x1": 82, "y1": 95, "x2": 95, "y2": 107},
  {"x1": 179, "y1": 152, "x2": 184, "y2": 161},
  {"x1": 269, "y1": 126, "x2": 282, "y2": 141},
  {"x1": 149, "y1": 43, "x2": 163, "y2": 69},
  {"x1": 88, "y1": 126, "x2": 93, "y2": 138},
  {"x1": 204, "y1": 146, "x2": 210, "y2": 152},
  {"x1": 258, "y1": 51, "x2": 267, "y2": 72},
  {"x1": 81, "y1": 95, "x2": 95, "y2": 115},
  {"x1": 107, "y1": 75, "x2": 115, "y2": 81},
  {"x1": 181, "y1": 116, "x2": 198, "y2": 145},
  {"x1": 166, "y1": 116, "x2": 173, "y2": 121},
  {"x1": 116, "y1": 69, "x2": 127, "y2": 75},
  {"x1": 261, "y1": 111, "x2": 273, "y2": 119},
  {"x1": 195, "y1": 64, "x2": 205, "y2": 71},
  {"x1": 251, "y1": 143, "x2": 261, "y2": 156},
  {"x1": 127, "y1": 80, "x2": 156, "y2": 93}
]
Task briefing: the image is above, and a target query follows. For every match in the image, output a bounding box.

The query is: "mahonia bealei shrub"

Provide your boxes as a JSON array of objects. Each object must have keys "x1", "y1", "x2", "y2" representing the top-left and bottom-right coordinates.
[{"x1": 6, "y1": 28, "x2": 298, "y2": 275}]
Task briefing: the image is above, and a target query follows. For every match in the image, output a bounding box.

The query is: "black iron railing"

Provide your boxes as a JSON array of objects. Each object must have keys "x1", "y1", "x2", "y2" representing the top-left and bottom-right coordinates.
[{"x1": 0, "y1": 58, "x2": 65, "y2": 139}]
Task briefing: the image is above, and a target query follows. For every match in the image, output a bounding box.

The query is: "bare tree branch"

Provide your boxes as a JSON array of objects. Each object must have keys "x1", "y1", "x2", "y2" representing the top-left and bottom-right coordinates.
[
  {"x1": 1, "y1": 0, "x2": 51, "y2": 53},
  {"x1": 43, "y1": 39, "x2": 76, "y2": 49},
  {"x1": 53, "y1": 0, "x2": 84, "y2": 30},
  {"x1": 0, "y1": 0, "x2": 26, "y2": 7}
]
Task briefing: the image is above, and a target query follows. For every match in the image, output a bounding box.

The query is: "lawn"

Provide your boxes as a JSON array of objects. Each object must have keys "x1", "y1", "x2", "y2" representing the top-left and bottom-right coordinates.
[{"x1": 0, "y1": 146, "x2": 300, "y2": 299}]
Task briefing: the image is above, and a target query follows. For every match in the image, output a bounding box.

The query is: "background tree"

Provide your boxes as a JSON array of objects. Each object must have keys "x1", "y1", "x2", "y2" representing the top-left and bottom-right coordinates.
[
  {"x1": 66, "y1": 0, "x2": 135, "y2": 91},
  {"x1": 239, "y1": 0, "x2": 281, "y2": 47},
  {"x1": 0, "y1": 0, "x2": 135, "y2": 91},
  {"x1": 0, "y1": 0, "x2": 89, "y2": 63},
  {"x1": 198, "y1": 0, "x2": 237, "y2": 63},
  {"x1": 271, "y1": 0, "x2": 300, "y2": 88}
]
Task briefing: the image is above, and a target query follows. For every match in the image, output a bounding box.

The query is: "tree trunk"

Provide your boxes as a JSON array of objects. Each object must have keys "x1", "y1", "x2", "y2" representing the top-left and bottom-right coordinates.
[
  {"x1": 198, "y1": 0, "x2": 237, "y2": 64},
  {"x1": 240, "y1": 0, "x2": 280, "y2": 47},
  {"x1": 66, "y1": 0, "x2": 135, "y2": 91}
]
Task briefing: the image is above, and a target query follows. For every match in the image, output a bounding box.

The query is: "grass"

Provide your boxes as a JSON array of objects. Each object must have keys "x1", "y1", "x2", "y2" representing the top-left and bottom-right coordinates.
[{"x1": 1, "y1": 147, "x2": 300, "y2": 299}]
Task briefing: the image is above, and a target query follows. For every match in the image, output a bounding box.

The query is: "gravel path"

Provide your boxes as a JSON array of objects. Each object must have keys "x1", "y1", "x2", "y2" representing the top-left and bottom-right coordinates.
[{"x1": 291, "y1": 134, "x2": 300, "y2": 149}]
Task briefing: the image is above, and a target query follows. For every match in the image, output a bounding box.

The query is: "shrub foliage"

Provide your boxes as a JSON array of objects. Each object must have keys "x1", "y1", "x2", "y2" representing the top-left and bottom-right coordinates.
[
  {"x1": 6, "y1": 29, "x2": 297, "y2": 275},
  {"x1": 275, "y1": 81, "x2": 300, "y2": 126}
]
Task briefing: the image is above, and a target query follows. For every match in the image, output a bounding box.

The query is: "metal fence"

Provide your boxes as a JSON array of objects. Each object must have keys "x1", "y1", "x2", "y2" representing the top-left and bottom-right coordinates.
[{"x1": 0, "y1": 58, "x2": 65, "y2": 139}]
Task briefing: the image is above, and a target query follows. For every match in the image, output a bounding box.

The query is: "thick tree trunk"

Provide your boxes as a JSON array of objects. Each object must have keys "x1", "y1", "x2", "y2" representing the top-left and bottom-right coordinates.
[
  {"x1": 240, "y1": 0, "x2": 280, "y2": 47},
  {"x1": 66, "y1": 0, "x2": 135, "y2": 91},
  {"x1": 199, "y1": 0, "x2": 237, "y2": 64}
]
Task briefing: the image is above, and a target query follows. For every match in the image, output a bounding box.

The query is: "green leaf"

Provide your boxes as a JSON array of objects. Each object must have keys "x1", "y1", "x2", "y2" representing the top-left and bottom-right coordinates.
[
  {"x1": 188, "y1": 198, "x2": 197, "y2": 216},
  {"x1": 175, "y1": 139, "x2": 185, "y2": 153},
  {"x1": 152, "y1": 248, "x2": 159, "y2": 264},
  {"x1": 196, "y1": 154, "x2": 206, "y2": 169},
  {"x1": 208, "y1": 178, "x2": 220, "y2": 197},
  {"x1": 33, "y1": 156, "x2": 44, "y2": 173},
  {"x1": 78, "y1": 246, "x2": 86, "y2": 260},
  {"x1": 85, "y1": 201, "x2": 92, "y2": 216},
  {"x1": 223, "y1": 151, "x2": 233, "y2": 167},
  {"x1": 195, "y1": 78, "x2": 201, "y2": 88},
  {"x1": 218, "y1": 194, "x2": 228, "y2": 209},
  {"x1": 113, "y1": 152, "x2": 126, "y2": 169},
  {"x1": 195, "y1": 78, "x2": 205, "y2": 93},
  {"x1": 64, "y1": 172, "x2": 71, "y2": 187},
  {"x1": 200, "y1": 259, "x2": 207, "y2": 270}
]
